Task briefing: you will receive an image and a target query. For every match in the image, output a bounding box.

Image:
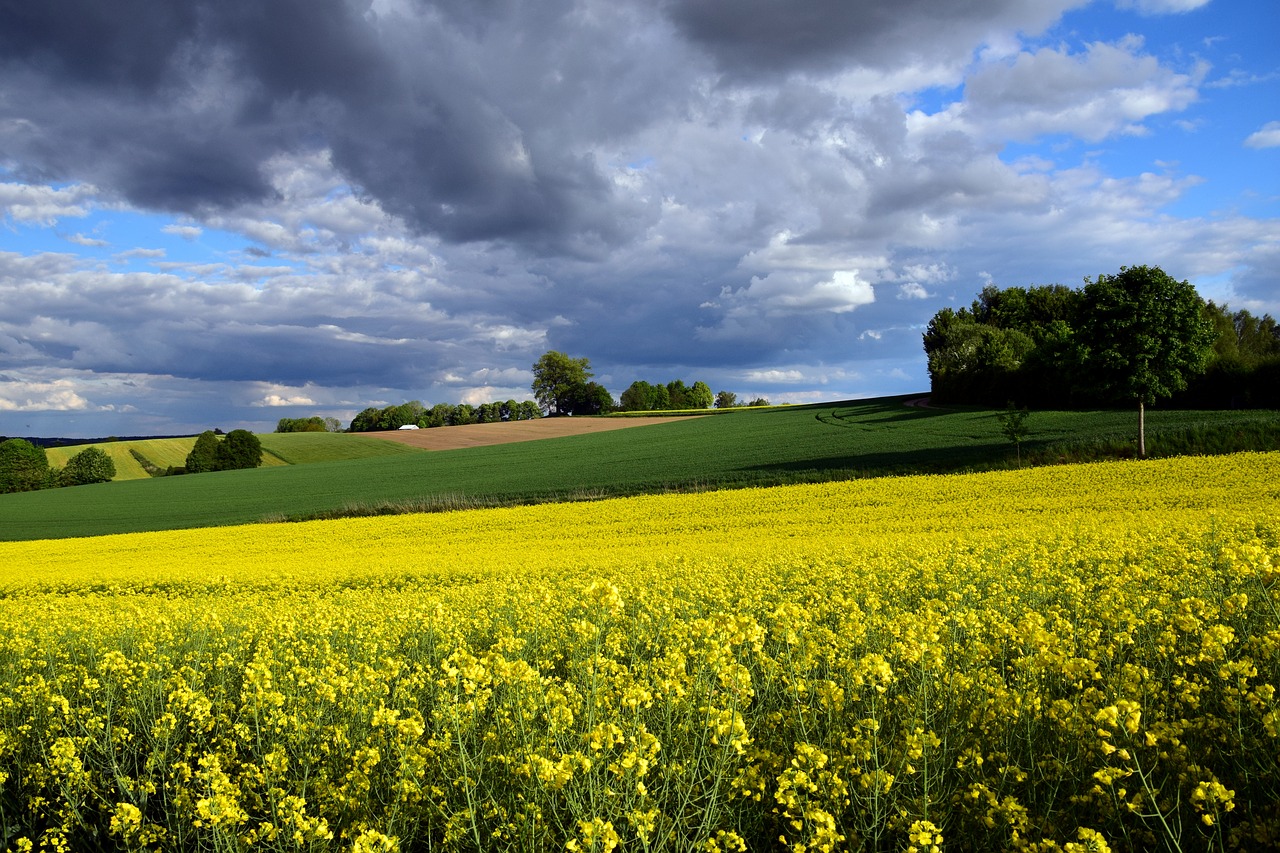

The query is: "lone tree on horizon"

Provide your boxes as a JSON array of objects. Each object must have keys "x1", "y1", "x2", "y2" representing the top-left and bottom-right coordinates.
[
  {"x1": 1081, "y1": 265, "x2": 1214, "y2": 458},
  {"x1": 531, "y1": 351, "x2": 593, "y2": 416}
]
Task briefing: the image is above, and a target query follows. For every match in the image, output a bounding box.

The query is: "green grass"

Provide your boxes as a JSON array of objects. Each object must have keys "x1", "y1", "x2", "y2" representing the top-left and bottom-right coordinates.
[{"x1": 3, "y1": 396, "x2": 1277, "y2": 541}]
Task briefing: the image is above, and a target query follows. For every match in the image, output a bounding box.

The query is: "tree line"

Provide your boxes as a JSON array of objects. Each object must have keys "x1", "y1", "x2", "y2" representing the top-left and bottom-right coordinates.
[
  {"x1": 0, "y1": 439, "x2": 116, "y2": 493},
  {"x1": 531, "y1": 350, "x2": 768, "y2": 416},
  {"x1": 346, "y1": 399, "x2": 543, "y2": 433},
  {"x1": 275, "y1": 416, "x2": 343, "y2": 433},
  {"x1": 923, "y1": 264, "x2": 1277, "y2": 456},
  {"x1": 343, "y1": 354, "x2": 771, "y2": 432},
  {"x1": 924, "y1": 265, "x2": 1278, "y2": 410}
]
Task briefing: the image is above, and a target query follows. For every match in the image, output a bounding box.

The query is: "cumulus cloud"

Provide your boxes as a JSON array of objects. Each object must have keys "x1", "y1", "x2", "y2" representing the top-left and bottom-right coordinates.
[
  {"x1": 0, "y1": 376, "x2": 97, "y2": 411},
  {"x1": 955, "y1": 36, "x2": 1202, "y2": 142},
  {"x1": 252, "y1": 387, "x2": 318, "y2": 407},
  {"x1": 0, "y1": 182, "x2": 97, "y2": 225},
  {"x1": 1244, "y1": 121, "x2": 1280, "y2": 149},
  {"x1": 162, "y1": 223, "x2": 203, "y2": 240}
]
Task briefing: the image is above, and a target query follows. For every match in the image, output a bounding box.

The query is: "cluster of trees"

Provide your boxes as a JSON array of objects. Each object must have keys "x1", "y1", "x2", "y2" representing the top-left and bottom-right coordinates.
[
  {"x1": 923, "y1": 265, "x2": 1275, "y2": 456},
  {"x1": 348, "y1": 399, "x2": 542, "y2": 432},
  {"x1": 533, "y1": 351, "x2": 769, "y2": 415},
  {"x1": 618, "y1": 379, "x2": 713, "y2": 411},
  {"x1": 924, "y1": 266, "x2": 1279, "y2": 409},
  {"x1": 615, "y1": 381, "x2": 772, "y2": 411},
  {"x1": 0, "y1": 438, "x2": 116, "y2": 493},
  {"x1": 1185, "y1": 305, "x2": 1280, "y2": 408},
  {"x1": 184, "y1": 429, "x2": 263, "y2": 473},
  {"x1": 275, "y1": 416, "x2": 342, "y2": 433}
]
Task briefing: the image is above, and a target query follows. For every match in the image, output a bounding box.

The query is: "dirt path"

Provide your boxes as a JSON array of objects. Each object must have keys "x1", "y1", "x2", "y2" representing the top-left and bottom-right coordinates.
[{"x1": 364, "y1": 416, "x2": 701, "y2": 451}]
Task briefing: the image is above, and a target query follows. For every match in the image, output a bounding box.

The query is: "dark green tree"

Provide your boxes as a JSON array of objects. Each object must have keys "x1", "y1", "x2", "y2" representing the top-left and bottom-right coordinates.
[
  {"x1": 59, "y1": 446, "x2": 116, "y2": 485},
  {"x1": 531, "y1": 351, "x2": 593, "y2": 416},
  {"x1": 714, "y1": 390, "x2": 738, "y2": 409},
  {"x1": 349, "y1": 408, "x2": 382, "y2": 432},
  {"x1": 0, "y1": 438, "x2": 51, "y2": 493},
  {"x1": 665, "y1": 379, "x2": 691, "y2": 409},
  {"x1": 1081, "y1": 265, "x2": 1214, "y2": 457},
  {"x1": 214, "y1": 429, "x2": 263, "y2": 471},
  {"x1": 185, "y1": 431, "x2": 221, "y2": 473},
  {"x1": 566, "y1": 381, "x2": 615, "y2": 416}
]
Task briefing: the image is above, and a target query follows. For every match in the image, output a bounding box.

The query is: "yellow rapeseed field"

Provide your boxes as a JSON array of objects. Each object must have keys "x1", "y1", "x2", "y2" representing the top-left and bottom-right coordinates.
[{"x1": 1, "y1": 453, "x2": 1277, "y2": 852}]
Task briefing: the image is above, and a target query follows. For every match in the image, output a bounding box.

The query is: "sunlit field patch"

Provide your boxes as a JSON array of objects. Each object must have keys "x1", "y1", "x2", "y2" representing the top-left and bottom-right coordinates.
[{"x1": 1, "y1": 454, "x2": 1277, "y2": 852}]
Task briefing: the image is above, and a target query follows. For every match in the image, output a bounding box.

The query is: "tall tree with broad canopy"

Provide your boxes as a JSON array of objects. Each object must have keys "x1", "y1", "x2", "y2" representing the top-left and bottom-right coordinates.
[
  {"x1": 1081, "y1": 265, "x2": 1214, "y2": 457},
  {"x1": 531, "y1": 351, "x2": 593, "y2": 416}
]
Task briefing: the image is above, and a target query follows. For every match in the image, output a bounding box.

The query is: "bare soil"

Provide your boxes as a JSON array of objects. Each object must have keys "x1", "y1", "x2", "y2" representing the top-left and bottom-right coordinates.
[{"x1": 364, "y1": 416, "x2": 701, "y2": 451}]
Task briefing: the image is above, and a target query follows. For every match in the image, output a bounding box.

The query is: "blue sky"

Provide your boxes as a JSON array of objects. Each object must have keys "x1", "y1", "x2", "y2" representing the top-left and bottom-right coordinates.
[{"x1": 1, "y1": 0, "x2": 1276, "y2": 437}]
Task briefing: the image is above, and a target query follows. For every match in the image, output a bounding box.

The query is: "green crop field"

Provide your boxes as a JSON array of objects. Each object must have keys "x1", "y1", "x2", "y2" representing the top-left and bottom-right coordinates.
[
  {"x1": 3, "y1": 396, "x2": 1277, "y2": 541},
  {"x1": 257, "y1": 431, "x2": 427, "y2": 465}
]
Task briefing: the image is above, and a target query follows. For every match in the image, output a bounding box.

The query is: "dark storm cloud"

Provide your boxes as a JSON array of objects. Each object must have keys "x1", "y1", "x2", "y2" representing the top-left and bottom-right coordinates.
[
  {"x1": 661, "y1": 0, "x2": 1069, "y2": 77},
  {"x1": 0, "y1": 0, "x2": 646, "y2": 253}
]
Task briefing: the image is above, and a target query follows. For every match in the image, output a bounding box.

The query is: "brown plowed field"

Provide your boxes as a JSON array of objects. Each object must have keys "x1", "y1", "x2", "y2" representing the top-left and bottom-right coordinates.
[{"x1": 364, "y1": 416, "x2": 700, "y2": 451}]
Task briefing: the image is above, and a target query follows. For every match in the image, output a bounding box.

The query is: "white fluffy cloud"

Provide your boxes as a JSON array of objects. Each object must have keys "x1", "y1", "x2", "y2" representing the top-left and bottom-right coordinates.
[
  {"x1": 0, "y1": 377, "x2": 96, "y2": 412},
  {"x1": 0, "y1": 182, "x2": 97, "y2": 225},
  {"x1": 1244, "y1": 121, "x2": 1280, "y2": 149}
]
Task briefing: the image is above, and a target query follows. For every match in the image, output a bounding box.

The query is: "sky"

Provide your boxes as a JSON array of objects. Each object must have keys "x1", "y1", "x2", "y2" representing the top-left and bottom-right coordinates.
[{"x1": 1, "y1": 0, "x2": 1276, "y2": 438}]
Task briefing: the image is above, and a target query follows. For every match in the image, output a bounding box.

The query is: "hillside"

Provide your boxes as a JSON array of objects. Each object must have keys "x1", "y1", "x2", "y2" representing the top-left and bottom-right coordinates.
[{"x1": 2, "y1": 396, "x2": 1277, "y2": 541}]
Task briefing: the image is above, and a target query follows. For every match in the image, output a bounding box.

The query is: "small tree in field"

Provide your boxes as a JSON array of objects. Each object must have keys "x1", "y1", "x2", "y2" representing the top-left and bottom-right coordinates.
[
  {"x1": 996, "y1": 403, "x2": 1031, "y2": 467},
  {"x1": 1081, "y1": 265, "x2": 1214, "y2": 457}
]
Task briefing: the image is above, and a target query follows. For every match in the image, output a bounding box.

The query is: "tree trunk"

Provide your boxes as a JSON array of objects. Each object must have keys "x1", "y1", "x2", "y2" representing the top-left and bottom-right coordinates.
[{"x1": 1138, "y1": 398, "x2": 1146, "y2": 458}]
